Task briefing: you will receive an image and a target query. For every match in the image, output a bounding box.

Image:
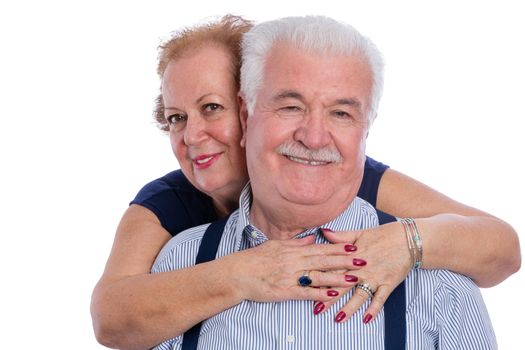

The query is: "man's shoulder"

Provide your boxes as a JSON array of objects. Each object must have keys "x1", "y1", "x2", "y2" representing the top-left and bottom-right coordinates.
[
  {"x1": 353, "y1": 196, "x2": 378, "y2": 213},
  {"x1": 431, "y1": 269, "x2": 483, "y2": 297},
  {"x1": 151, "y1": 210, "x2": 241, "y2": 273},
  {"x1": 408, "y1": 269, "x2": 496, "y2": 348},
  {"x1": 151, "y1": 223, "x2": 211, "y2": 272},
  {"x1": 352, "y1": 196, "x2": 380, "y2": 226},
  {"x1": 414, "y1": 269, "x2": 478, "y2": 290},
  {"x1": 408, "y1": 268, "x2": 486, "y2": 309},
  {"x1": 327, "y1": 197, "x2": 379, "y2": 232}
]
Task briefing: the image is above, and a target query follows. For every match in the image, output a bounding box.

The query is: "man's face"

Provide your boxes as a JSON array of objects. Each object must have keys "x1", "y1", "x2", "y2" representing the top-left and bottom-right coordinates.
[{"x1": 242, "y1": 43, "x2": 373, "y2": 213}]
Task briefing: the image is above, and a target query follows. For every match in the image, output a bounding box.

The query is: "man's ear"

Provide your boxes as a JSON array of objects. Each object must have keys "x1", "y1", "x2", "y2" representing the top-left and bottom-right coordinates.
[{"x1": 238, "y1": 93, "x2": 249, "y2": 148}]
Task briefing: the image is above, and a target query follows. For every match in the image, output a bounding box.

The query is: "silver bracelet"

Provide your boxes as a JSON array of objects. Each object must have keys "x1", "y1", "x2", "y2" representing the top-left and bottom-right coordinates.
[{"x1": 400, "y1": 218, "x2": 423, "y2": 269}]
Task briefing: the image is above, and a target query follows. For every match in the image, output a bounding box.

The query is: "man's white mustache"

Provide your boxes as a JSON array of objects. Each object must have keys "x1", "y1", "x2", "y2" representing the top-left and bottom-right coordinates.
[{"x1": 276, "y1": 142, "x2": 342, "y2": 163}]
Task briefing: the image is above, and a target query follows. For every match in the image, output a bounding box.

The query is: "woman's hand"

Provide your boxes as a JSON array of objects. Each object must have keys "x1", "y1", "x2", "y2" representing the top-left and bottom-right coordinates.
[
  {"x1": 227, "y1": 235, "x2": 369, "y2": 303},
  {"x1": 316, "y1": 222, "x2": 412, "y2": 323}
]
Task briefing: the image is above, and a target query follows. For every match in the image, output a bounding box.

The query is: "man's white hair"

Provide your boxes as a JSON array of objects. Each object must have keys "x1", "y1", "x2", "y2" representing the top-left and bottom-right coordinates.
[{"x1": 240, "y1": 16, "x2": 384, "y2": 125}]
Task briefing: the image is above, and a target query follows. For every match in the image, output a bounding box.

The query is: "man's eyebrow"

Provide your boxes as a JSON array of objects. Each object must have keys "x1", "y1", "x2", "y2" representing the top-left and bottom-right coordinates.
[
  {"x1": 335, "y1": 98, "x2": 362, "y2": 109},
  {"x1": 272, "y1": 90, "x2": 304, "y2": 102}
]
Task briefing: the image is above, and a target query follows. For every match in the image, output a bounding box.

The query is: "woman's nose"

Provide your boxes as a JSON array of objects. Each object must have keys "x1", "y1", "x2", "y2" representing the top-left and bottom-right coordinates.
[{"x1": 183, "y1": 114, "x2": 208, "y2": 146}]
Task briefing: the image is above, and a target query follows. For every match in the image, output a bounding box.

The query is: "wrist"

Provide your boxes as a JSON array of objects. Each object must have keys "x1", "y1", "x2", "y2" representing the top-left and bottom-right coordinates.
[
  {"x1": 399, "y1": 218, "x2": 424, "y2": 269},
  {"x1": 215, "y1": 253, "x2": 247, "y2": 304}
]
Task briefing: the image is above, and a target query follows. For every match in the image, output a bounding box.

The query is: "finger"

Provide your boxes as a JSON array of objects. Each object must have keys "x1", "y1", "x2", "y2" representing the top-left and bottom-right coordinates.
[
  {"x1": 361, "y1": 285, "x2": 391, "y2": 324},
  {"x1": 312, "y1": 286, "x2": 352, "y2": 315},
  {"x1": 333, "y1": 283, "x2": 374, "y2": 323},
  {"x1": 302, "y1": 254, "x2": 367, "y2": 271},
  {"x1": 308, "y1": 271, "x2": 359, "y2": 288},
  {"x1": 292, "y1": 285, "x2": 344, "y2": 303},
  {"x1": 286, "y1": 241, "x2": 359, "y2": 257},
  {"x1": 322, "y1": 228, "x2": 361, "y2": 244}
]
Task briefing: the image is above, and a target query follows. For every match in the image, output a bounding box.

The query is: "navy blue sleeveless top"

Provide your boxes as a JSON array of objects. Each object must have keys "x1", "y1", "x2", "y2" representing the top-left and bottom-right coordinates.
[{"x1": 131, "y1": 156, "x2": 389, "y2": 236}]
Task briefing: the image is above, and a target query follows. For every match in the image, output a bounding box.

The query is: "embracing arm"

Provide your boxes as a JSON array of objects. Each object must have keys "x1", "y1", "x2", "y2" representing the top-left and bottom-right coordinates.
[
  {"x1": 377, "y1": 169, "x2": 521, "y2": 287},
  {"x1": 320, "y1": 167, "x2": 521, "y2": 324},
  {"x1": 91, "y1": 205, "x2": 361, "y2": 349},
  {"x1": 90, "y1": 205, "x2": 243, "y2": 350}
]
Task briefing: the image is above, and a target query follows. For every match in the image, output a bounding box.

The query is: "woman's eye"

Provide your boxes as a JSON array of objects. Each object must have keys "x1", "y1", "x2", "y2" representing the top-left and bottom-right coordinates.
[
  {"x1": 203, "y1": 103, "x2": 223, "y2": 113},
  {"x1": 166, "y1": 114, "x2": 187, "y2": 125}
]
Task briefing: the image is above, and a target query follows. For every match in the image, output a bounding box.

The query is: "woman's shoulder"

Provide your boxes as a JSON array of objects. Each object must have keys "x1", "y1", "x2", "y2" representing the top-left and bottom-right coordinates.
[
  {"x1": 358, "y1": 156, "x2": 390, "y2": 206},
  {"x1": 135, "y1": 170, "x2": 197, "y2": 197},
  {"x1": 130, "y1": 170, "x2": 217, "y2": 236},
  {"x1": 364, "y1": 155, "x2": 389, "y2": 174}
]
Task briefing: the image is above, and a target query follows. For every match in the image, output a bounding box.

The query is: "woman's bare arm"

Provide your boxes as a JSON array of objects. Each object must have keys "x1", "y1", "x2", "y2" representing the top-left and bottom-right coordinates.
[
  {"x1": 91, "y1": 205, "x2": 363, "y2": 349},
  {"x1": 377, "y1": 168, "x2": 521, "y2": 287},
  {"x1": 319, "y1": 168, "x2": 521, "y2": 324},
  {"x1": 91, "y1": 205, "x2": 242, "y2": 349}
]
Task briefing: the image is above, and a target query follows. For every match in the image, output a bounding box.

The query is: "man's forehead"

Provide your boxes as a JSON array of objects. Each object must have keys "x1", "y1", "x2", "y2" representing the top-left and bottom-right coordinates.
[{"x1": 261, "y1": 44, "x2": 372, "y2": 109}]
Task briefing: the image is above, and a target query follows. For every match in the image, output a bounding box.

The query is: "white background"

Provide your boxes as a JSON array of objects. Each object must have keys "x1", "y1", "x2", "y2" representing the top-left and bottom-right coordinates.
[{"x1": 1, "y1": 0, "x2": 523, "y2": 348}]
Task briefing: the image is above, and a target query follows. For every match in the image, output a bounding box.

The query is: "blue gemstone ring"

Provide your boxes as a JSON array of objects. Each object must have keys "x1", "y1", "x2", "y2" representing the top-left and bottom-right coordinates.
[{"x1": 298, "y1": 271, "x2": 312, "y2": 287}]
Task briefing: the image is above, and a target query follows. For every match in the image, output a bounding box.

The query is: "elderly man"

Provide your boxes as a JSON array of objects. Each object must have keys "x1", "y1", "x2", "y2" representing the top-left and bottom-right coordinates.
[{"x1": 152, "y1": 16, "x2": 496, "y2": 349}]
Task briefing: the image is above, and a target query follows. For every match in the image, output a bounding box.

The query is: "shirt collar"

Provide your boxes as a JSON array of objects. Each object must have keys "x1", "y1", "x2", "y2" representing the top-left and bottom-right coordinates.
[{"x1": 234, "y1": 182, "x2": 374, "y2": 249}]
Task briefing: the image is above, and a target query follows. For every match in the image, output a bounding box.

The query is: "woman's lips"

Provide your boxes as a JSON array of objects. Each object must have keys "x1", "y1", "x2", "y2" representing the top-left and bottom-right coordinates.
[{"x1": 193, "y1": 153, "x2": 221, "y2": 169}]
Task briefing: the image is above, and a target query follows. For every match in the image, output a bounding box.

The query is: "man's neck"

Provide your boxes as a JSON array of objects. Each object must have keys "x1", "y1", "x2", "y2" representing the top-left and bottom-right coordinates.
[{"x1": 248, "y1": 194, "x2": 355, "y2": 240}]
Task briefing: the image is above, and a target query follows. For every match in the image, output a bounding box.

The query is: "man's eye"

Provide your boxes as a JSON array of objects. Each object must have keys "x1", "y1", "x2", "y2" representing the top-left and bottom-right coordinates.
[
  {"x1": 203, "y1": 103, "x2": 223, "y2": 113},
  {"x1": 279, "y1": 106, "x2": 304, "y2": 114},
  {"x1": 332, "y1": 110, "x2": 352, "y2": 119},
  {"x1": 166, "y1": 114, "x2": 187, "y2": 125}
]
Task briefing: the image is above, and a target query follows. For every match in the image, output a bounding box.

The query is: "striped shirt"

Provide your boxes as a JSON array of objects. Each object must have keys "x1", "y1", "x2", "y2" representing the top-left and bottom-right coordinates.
[{"x1": 152, "y1": 185, "x2": 497, "y2": 349}]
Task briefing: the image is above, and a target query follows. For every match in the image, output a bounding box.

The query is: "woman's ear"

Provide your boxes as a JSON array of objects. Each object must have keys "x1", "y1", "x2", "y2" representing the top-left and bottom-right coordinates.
[{"x1": 238, "y1": 93, "x2": 248, "y2": 148}]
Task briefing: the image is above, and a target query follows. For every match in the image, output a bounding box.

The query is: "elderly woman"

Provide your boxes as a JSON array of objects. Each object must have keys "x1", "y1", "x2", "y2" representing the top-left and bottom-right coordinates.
[{"x1": 91, "y1": 15, "x2": 520, "y2": 350}]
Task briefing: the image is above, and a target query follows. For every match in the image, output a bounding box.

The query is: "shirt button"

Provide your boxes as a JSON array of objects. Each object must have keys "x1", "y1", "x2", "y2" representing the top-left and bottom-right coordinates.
[
  {"x1": 286, "y1": 334, "x2": 295, "y2": 343},
  {"x1": 251, "y1": 231, "x2": 257, "y2": 239}
]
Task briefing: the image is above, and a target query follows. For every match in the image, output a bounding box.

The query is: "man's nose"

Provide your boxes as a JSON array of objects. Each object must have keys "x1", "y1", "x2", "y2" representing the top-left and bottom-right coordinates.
[{"x1": 293, "y1": 112, "x2": 331, "y2": 150}]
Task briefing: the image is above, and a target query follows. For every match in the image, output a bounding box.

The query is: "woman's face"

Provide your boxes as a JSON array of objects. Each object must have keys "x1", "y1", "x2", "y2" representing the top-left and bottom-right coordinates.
[{"x1": 161, "y1": 45, "x2": 248, "y2": 212}]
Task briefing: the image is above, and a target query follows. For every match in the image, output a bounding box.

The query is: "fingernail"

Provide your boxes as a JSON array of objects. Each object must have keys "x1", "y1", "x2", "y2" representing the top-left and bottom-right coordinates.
[
  {"x1": 345, "y1": 275, "x2": 358, "y2": 282},
  {"x1": 335, "y1": 311, "x2": 346, "y2": 323},
  {"x1": 344, "y1": 244, "x2": 357, "y2": 252},
  {"x1": 353, "y1": 258, "x2": 367, "y2": 266},
  {"x1": 321, "y1": 228, "x2": 334, "y2": 234},
  {"x1": 363, "y1": 313, "x2": 373, "y2": 324},
  {"x1": 327, "y1": 290, "x2": 339, "y2": 297},
  {"x1": 313, "y1": 302, "x2": 325, "y2": 315}
]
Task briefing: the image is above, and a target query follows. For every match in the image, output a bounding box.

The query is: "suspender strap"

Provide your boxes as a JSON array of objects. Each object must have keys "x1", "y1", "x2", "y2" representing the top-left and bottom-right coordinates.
[
  {"x1": 183, "y1": 212, "x2": 406, "y2": 350},
  {"x1": 181, "y1": 216, "x2": 230, "y2": 350},
  {"x1": 377, "y1": 210, "x2": 407, "y2": 350}
]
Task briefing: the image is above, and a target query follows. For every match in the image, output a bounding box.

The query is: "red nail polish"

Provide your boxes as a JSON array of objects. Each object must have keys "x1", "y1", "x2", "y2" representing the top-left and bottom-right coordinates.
[
  {"x1": 335, "y1": 311, "x2": 346, "y2": 323},
  {"x1": 344, "y1": 244, "x2": 357, "y2": 252},
  {"x1": 345, "y1": 275, "x2": 358, "y2": 282},
  {"x1": 363, "y1": 313, "x2": 373, "y2": 324},
  {"x1": 313, "y1": 302, "x2": 325, "y2": 315},
  {"x1": 327, "y1": 290, "x2": 339, "y2": 297},
  {"x1": 353, "y1": 258, "x2": 367, "y2": 266}
]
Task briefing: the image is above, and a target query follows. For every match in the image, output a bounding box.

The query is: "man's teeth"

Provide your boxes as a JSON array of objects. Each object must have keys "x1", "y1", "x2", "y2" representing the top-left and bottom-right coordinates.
[
  {"x1": 287, "y1": 156, "x2": 328, "y2": 165},
  {"x1": 196, "y1": 156, "x2": 213, "y2": 164}
]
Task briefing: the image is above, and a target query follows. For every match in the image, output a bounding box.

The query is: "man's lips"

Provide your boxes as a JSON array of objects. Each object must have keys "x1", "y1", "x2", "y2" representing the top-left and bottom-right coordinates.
[{"x1": 285, "y1": 155, "x2": 330, "y2": 166}]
